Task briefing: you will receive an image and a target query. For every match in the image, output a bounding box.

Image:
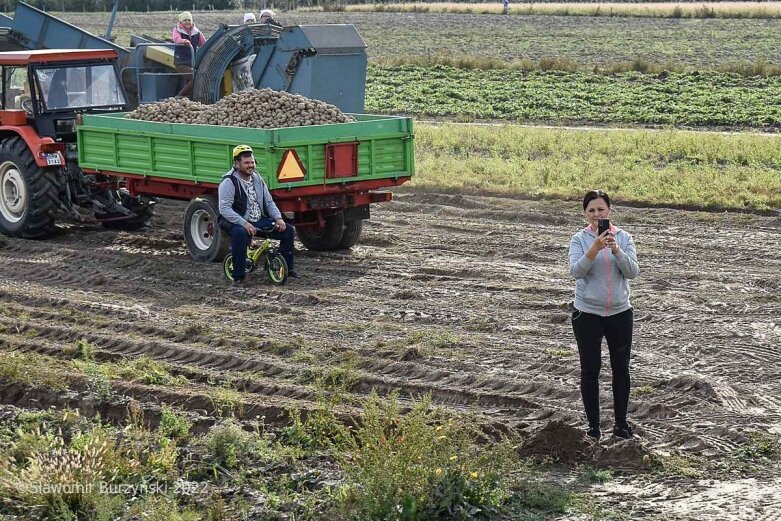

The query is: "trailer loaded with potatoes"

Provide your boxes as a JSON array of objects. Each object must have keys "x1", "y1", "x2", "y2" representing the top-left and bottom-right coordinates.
[
  {"x1": 79, "y1": 94, "x2": 414, "y2": 260},
  {"x1": 0, "y1": 45, "x2": 414, "y2": 260}
]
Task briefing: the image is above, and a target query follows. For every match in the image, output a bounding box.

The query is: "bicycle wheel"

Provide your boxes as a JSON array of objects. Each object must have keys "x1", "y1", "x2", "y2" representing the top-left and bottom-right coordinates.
[
  {"x1": 265, "y1": 253, "x2": 288, "y2": 284},
  {"x1": 223, "y1": 254, "x2": 253, "y2": 281},
  {"x1": 222, "y1": 254, "x2": 235, "y2": 281}
]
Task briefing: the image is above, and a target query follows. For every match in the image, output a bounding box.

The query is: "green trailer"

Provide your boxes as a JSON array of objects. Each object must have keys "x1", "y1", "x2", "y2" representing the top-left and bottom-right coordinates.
[{"x1": 76, "y1": 113, "x2": 414, "y2": 261}]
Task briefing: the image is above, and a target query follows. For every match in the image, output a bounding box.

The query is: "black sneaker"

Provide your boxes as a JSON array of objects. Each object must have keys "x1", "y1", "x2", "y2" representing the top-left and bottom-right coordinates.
[
  {"x1": 587, "y1": 427, "x2": 601, "y2": 440},
  {"x1": 288, "y1": 270, "x2": 301, "y2": 279},
  {"x1": 613, "y1": 423, "x2": 636, "y2": 439},
  {"x1": 228, "y1": 279, "x2": 245, "y2": 291}
]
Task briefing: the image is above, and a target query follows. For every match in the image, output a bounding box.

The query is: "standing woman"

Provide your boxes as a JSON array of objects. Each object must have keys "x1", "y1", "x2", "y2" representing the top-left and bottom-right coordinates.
[
  {"x1": 568, "y1": 190, "x2": 640, "y2": 440},
  {"x1": 172, "y1": 11, "x2": 206, "y2": 97}
]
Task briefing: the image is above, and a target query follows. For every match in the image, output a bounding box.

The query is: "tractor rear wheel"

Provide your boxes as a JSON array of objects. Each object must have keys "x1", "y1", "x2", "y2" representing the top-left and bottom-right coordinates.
[
  {"x1": 183, "y1": 194, "x2": 230, "y2": 262},
  {"x1": 0, "y1": 137, "x2": 59, "y2": 239}
]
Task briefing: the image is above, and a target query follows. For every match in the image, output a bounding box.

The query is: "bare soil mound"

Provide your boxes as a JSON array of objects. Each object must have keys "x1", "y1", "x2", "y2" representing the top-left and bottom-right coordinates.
[{"x1": 518, "y1": 420, "x2": 592, "y2": 462}]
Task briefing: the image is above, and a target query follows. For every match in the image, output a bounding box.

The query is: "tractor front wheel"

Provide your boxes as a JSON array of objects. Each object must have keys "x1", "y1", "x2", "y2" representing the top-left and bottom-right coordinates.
[{"x1": 0, "y1": 137, "x2": 59, "y2": 239}]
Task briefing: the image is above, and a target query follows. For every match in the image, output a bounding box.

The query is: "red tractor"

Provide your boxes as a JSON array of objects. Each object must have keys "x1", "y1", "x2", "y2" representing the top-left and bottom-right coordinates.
[{"x1": 0, "y1": 49, "x2": 153, "y2": 239}]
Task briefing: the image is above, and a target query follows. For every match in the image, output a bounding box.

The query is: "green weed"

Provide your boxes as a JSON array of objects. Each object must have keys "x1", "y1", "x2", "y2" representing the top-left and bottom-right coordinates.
[
  {"x1": 158, "y1": 405, "x2": 192, "y2": 442},
  {"x1": 0, "y1": 351, "x2": 70, "y2": 391},
  {"x1": 511, "y1": 481, "x2": 572, "y2": 513},
  {"x1": 630, "y1": 385, "x2": 655, "y2": 397},
  {"x1": 337, "y1": 391, "x2": 516, "y2": 520},
  {"x1": 125, "y1": 494, "x2": 201, "y2": 521},
  {"x1": 735, "y1": 432, "x2": 781, "y2": 463},
  {"x1": 113, "y1": 356, "x2": 188, "y2": 386},
  {"x1": 579, "y1": 466, "x2": 614, "y2": 484},
  {"x1": 208, "y1": 384, "x2": 245, "y2": 418},
  {"x1": 653, "y1": 453, "x2": 706, "y2": 479},
  {"x1": 196, "y1": 419, "x2": 272, "y2": 473},
  {"x1": 545, "y1": 348, "x2": 575, "y2": 358}
]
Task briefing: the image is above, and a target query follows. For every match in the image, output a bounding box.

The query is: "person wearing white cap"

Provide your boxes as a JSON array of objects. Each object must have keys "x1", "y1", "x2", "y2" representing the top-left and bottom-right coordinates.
[
  {"x1": 259, "y1": 9, "x2": 281, "y2": 27},
  {"x1": 243, "y1": 12, "x2": 256, "y2": 24},
  {"x1": 172, "y1": 11, "x2": 206, "y2": 97}
]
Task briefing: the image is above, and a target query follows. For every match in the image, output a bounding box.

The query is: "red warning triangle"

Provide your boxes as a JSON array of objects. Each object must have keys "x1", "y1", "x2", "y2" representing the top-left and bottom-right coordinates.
[{"x1": 276, "y1": 149, "x2": 306, "y2": 182}]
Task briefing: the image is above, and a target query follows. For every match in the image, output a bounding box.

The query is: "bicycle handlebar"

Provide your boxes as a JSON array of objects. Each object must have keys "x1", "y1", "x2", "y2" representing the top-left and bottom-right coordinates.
[{"x1": 253, "y1": 223, "x2": 280, "y2": 234}]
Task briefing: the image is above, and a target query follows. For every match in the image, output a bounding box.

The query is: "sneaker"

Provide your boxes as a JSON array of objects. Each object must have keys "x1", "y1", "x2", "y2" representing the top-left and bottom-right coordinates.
[
  {"x1": 288, "y1": 270, "x2": 301, "y2": 279},
  {"x1": 228, "y1": 279, "x2": 245, "y2": 290},
  {"x1": 586, "y1": 427, "x2": 602, "y2": 440},
  {"x1": 613, "y1": 423, "x2": 636, "y2": 439}
]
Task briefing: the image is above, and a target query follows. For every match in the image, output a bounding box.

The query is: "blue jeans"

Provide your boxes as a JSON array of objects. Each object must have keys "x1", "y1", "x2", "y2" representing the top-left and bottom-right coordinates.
[{"x1": 229, "y1": 217, "x2": 295, "y2": 281}]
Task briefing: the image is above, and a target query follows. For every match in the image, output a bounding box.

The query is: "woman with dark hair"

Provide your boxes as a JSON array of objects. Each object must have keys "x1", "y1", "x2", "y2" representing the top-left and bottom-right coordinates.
[{"x1": 568, "y1": 190, "x2": 640, "y2": 440}]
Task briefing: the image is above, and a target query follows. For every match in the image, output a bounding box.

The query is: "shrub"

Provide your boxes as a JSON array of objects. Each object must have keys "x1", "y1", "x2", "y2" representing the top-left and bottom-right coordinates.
[
  {"x1": 197, "y1": 419, "x2": 270, "y2": 472},
  {"x1": 338, "y1": 392, "x2": 516, "y2": 520},
  {"x1": 159, "y1": 404, "x2": 193, "y2": 441}
]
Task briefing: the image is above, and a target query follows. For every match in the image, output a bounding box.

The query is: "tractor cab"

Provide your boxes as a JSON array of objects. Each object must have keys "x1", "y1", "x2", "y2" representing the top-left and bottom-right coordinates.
[{"x1": 0, "y1": 49, "x2": 127, "y2": 141}]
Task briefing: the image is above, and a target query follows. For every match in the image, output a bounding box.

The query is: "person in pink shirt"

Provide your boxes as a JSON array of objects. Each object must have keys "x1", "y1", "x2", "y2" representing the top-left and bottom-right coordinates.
[{"x1": 172, "y1": 11, "x2": 206, "y2": 97}]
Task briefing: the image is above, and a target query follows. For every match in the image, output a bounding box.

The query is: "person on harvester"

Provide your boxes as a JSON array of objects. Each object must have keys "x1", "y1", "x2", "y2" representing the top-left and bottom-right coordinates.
[{"x1": 172, "y1": 11, "x2": 206, "y2": 97}]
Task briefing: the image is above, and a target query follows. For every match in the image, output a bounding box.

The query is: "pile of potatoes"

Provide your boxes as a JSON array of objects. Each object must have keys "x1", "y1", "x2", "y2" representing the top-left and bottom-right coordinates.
[
  {"x1": 125, "y1": 89, "x2": 354, "y2": 128},
  {"x1": 125, "y1": 97, "x2": 208, "y2": 123}
]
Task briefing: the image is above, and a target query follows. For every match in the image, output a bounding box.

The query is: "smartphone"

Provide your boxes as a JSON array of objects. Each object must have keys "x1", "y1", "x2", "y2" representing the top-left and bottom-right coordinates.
[{"x1": 597, "y1": 219, "x2": 610, "y2": 236}]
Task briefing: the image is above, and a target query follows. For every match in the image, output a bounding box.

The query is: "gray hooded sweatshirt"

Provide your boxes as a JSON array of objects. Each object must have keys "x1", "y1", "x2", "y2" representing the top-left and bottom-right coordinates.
[
  {"x1": 568, "y1": 225, "x2": 640, "y2": 316},
  {"x1": 218, "y1": 168, "x2": 282, "y2": 227}
]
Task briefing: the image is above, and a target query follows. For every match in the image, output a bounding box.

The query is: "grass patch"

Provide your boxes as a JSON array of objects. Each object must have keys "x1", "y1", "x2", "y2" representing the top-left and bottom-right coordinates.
[
  {"x1": 0, "y1": 351, "x2": 71, "y2": 391},
  {"x1": 579, "y1": 466, "x2": 614, "y2": 484},
  {"x1": 631, "y1": 385, "x2": 655, "y2": 397},
  {"x1": 506, "y1": 480, "x2": 573, "y2": 518},
  {"x1": 653, "y1": 453, "x2": 706, "y2": 479},
  {"x1": 545, "y1": 348, "x2": 575, "y2": 358},
  {"x1": 413, "y1": 122, "x2": 781, "y2": 212},
  {"x1": 207, "y1": 383, "x2": 245, "y2": 418},
  {"x1": 466, "y1": 317, "x2": 498, "y2": 333},
  {"x1": 112, "y1": 356, "x2": 188, "y2": 386}
]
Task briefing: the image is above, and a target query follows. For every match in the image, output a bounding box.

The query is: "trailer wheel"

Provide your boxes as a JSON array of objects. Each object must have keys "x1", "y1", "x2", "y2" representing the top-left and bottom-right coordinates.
[
  {"x1": 183, "y1": 195, "x2": 229, "y2": 262},
  {"x1": 337, "y1": 219, "x2": 363, "y2": 249},
  {"x1": 0, "y1": 137, "x2": 59, "y2": 239},
  {"x1": 297, "y1": 211, "x2": 345, "y2": 251}
]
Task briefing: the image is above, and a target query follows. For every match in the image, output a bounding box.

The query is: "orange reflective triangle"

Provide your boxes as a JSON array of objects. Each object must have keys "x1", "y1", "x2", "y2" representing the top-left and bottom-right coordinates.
[{"x1": 276, "y1": 149, "x2": 306, "y2": 182}]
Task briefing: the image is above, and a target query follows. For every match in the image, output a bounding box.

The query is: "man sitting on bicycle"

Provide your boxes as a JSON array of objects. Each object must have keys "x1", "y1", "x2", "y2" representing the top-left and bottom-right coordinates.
[{"x1": 218, "y1": 145, "x2": 297, "y2": 288}]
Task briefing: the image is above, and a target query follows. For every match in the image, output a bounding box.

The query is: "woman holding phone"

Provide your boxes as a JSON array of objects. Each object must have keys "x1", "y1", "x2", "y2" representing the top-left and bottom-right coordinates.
[{"x1": 568, "y1": 190, "x2": 640, "y2": 440}]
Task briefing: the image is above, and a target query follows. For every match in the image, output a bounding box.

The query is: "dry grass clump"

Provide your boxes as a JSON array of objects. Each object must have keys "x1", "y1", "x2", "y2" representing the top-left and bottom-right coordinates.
[{"x1": 126, "y1": 89, "x2": 354, "y2": 128}]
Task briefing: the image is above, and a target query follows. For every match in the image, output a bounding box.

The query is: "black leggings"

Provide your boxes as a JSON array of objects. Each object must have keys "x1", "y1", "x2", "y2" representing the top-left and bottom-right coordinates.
[{"x1": 571, "y1": 308, "x2": 633, "y2": 429}]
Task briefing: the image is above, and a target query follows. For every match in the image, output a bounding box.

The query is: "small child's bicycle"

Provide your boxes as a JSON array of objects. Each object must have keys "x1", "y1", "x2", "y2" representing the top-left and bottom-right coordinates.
[{"x1": 223, "y1": 225, "x2": 288, "y2": 285}]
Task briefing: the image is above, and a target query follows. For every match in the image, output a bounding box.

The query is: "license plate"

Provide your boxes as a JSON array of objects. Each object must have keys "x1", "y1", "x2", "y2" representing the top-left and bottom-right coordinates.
[
  {"x1": 309, "y1": 195, "x2": 347, "y2": 210},
  {"x1": 44, "y1": 153, "x2": 62, "y2": 166}
]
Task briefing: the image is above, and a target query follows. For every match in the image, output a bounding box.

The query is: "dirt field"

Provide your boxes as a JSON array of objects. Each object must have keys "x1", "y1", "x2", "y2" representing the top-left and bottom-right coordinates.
[
  {"x1": 1, "y1": 190, "x2": 780, "y2": 519},
  {"x1": 59, "y1": 10, "x2": 781, "y2": 67}
]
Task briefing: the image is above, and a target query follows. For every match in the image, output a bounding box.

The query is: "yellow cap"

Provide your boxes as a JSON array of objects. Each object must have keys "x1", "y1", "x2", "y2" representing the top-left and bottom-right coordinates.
[{"x1": 232, "y1": 144, "x2": 253, "y2": 159}]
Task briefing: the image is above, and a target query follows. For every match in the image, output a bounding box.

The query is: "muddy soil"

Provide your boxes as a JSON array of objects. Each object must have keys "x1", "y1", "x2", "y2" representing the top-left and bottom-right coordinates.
[{"x1": 1, "y1": 189, "x2": 779, "y2": 519}]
